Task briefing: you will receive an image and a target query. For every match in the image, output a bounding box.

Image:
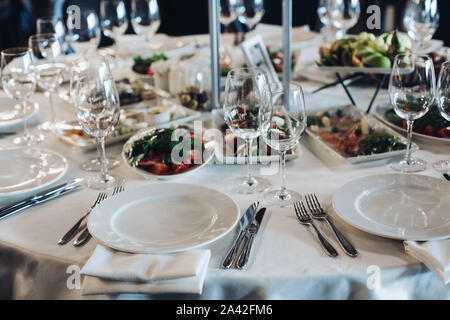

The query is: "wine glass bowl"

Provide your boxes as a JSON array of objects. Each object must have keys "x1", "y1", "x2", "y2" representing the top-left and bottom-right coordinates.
[
  {"x1": 100, "y1": 0, "x2": 128, "y2": 41},
  {"x1": 223, "y1": 67, "x2": 271, "y2": 194},
  {"x1": 67, "y1": 9, "x2": 100, "y2": 55},
  {"x1": 389, "y1": 53, "x2": 435, "y2": 173},
  {"x1": 241, "y1": 0, "x2": 265, "y2": 30},
  {"x1": 131, "y1": 0, "x2": 161, "y2": 42},
  {"x1": 260, "y1": 84, "x2": 307, "y2": 207}
]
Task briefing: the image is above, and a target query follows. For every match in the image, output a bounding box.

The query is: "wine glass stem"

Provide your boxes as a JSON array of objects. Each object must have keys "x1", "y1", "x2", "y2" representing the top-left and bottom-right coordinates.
[
  {"x1": 405, "y1": 119, "x2": 414, "y2": 164},
  {"x1": 279, "y1": 150, "x2": 288, "y2": 199},
  {"x1": 98, "y1": 137, "x2": 109, "y2": 182},
  {"x1": 246, "y1": 138, "x2": 254, "y2": 185},
  {"x1": 48, "y1": 91, "x2": 56, "y2": 129},
  {"x1": 21, "y1": 99, "x2": 30, "y2": 141}
]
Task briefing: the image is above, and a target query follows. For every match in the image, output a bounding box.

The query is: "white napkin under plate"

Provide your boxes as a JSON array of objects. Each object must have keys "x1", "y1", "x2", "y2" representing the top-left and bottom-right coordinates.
[
  {"x1": 404, "y1": 240, "x2": 450, "y2": 284},
  {"x1": 81, "y1": 245, "x2": 211, "y2": 295}
]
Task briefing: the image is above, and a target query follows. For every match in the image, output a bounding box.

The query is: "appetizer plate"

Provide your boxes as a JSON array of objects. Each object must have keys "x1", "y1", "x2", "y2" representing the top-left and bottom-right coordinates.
[
  {"x1": 0, "y1": 148, "x2": 68, "y2": 203},
  {"x1": 333, "y1": 174, "x2": 450, "y2": 241},
  {"x1": 304, "y1": 105, "x2": 416, "y2": 166},
  {"x1": 88, "y1": 183, "x2": 240, "y2": 253},
  {"x1": 53, "y1": 103, "x2": 202, "y2": 151},
  {"x1": 373, "y1": 103, "x2": 450, "y2": 145},
  {"x1": 122, "y1": 127, "x2": 216, "y2": 180}
]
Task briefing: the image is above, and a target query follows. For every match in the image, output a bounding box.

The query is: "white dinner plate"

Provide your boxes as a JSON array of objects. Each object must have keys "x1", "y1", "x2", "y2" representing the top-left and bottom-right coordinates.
[
  {"x1": 0, "y1": 97, "x2": 40, "y2": 132},
  {"x1": 0, "y1": 148, "x2": 68, "y2": 203},
  {"x1": 88, "y1": 183, "x2": 240, "y2": 253},
  {"x1": 333, "y1": 174, "x2": 450, "y2": 241}
]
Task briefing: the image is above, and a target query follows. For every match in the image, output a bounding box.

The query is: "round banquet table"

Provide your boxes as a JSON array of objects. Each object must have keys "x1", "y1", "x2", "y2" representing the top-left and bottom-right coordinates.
[{"x1": 1, "y1": 28, "x2": 449, "y2": 300}]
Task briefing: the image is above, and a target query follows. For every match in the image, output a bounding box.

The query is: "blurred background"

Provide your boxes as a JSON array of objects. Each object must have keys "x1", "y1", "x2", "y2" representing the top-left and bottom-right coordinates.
[{"x1": 0, "y1": 0, "x2": 448, "y2": 50}]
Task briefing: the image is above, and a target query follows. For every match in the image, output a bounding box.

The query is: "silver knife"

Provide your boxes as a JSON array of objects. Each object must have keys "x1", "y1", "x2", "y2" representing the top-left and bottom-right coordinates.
[
  {"x1": 236, "y1": 208, "x2": 267, "y2": 269},
  {"x1": 0, "y1": 178, "x2": 83, "y2": 220},
  {"x1": 221, "y1": 201, "x2": 259, "y2": 269}
]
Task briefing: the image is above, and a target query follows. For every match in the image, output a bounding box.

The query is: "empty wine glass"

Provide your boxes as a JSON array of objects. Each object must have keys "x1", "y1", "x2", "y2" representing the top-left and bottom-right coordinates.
[
  {"x1": 1, "y1": 47, "x2": 42, "y2": 146},
  {"x1": 241, "y1": 0, "x2": 264, "y2": 30},
  {"x1": 317, "y1": 0, "x2": 342, "y2": 43},
  {"x1": 29, "y1": 33, "x2": 66, "y2": 132},
  {"x1": 223, "y1": 67, "x2": 271, "y2": 194},
  {"x1": 433, "y1": 61, "x2": 450, "y2": 172},
  {"x1": 220, "y1": 0, "x2": 245, "y2": 29},
  {"x1": 67, "y1": 9, "x2": 100, "y2": 55},
  {"x1": 36, "y1": 16, "x2": 66, "y2": 48},
  {"x1": 72, "y1": 57, "x2": 122, "y2": 189},
  {"x1": 403, "y1": 0, "x2": 439, "y2": 53},
  {"x1": 131, "y1": 0, "x2": 160, "y2": 42},
  {"x1": 389, "y1": 53, "x2": 435, "y2": 172},
  {"x1": 70, "y1": 57, "x2": 120, "y2": 172},
  {"x1": 100, "y1": 0, "x2": 127, "y2": 44},
  {"x1": 260, "y1": 84, "x2": 307, "y2": 208},
  {"x1": 335, "y1": 0, "x2": 360, "y2": 37}
]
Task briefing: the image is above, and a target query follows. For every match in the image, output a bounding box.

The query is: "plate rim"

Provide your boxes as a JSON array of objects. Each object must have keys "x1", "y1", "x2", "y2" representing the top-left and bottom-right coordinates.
[
  {"x1": 332, "y1": 173, "x2": 450, "y2": 241},
  {"x1": 87, "y1": 182, "x2": 241, "y2": 253},
  {"x1": 0, "y1": 147, "x2": 68, "y2": 197}
]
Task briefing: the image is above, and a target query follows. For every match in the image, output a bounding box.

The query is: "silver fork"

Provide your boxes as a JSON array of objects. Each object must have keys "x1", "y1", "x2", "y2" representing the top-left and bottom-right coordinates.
[
  {"x1": 294, "y1": 201, "x2": 338, "y2": 257},
  {"x1": 58, "y1": 192, "x2": 107, "y2": 245},
  {"x1": 73, "y1": 185, "x2": 125, "y2": 247},
  {"x1": 305, "y1": 194, "x2": 358, "y2": 257}
]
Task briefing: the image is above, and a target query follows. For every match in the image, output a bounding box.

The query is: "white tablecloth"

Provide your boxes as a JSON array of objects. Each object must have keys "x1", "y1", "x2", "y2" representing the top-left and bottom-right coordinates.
[{"x1": 1, "y1": 27, "x2": 449, "y2": 300}]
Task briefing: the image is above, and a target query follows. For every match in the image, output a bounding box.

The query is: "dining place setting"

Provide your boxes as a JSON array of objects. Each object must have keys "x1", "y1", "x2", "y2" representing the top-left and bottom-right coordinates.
[{"x1": 0, "y1": 0, "x2": 450, "y2": 300}]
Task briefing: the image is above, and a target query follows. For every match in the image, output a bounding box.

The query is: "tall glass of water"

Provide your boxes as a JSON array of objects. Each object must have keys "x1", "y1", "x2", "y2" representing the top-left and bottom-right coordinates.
[
  {"x1": 72, "y1": 57, "x2": 122, "y2": 189},
  {"x1": 433, "y1": 61, "x2": 450, "y2": 172},
  {"x1": 223, "y1": 67, "x2": 271, "y2": 194},
  {"x1": 260, "y1": 84, "x2": 307, "y2": 208},
  {"x1": 389, "y1": 53, "x2": 435, "y2": 172}
]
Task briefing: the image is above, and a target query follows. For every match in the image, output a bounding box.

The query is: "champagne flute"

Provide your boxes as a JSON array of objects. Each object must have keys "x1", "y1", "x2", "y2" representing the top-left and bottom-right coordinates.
[
  {"x1": 72, "y1": 57, "x2": 122, "y2": 189},
  {"x1": 70, "y1": 57, "x2": 120, "y2": 172},
  {"x1": 223, "y1": 67, "x2": 271, "y2": 194},
  {"x1": 29, "y1": 33, "x2": 66, "y2": 131},
  {"x1": 389, "y1": 53, "x2": 435, "y2": 172},
  {"x1": 131, "y1": 0, "x2": 161, "y2": 42},
  {"x1": 403, "y1": 0, "x2": 439, "y2": 53},
  {"x1": 260, "y1": 84, "x2": 307, "y2": 208},
  {"x1": 100, "y1": 0, "x2": 128, "y2": 45},
  {"x1": 433, "y1": 61, "x2": 450, "y2": 172},
  {"x1": 67, "y1": 9, "x2": 100, "y2": 55},
  {"x1": 1, "y1": 47, "x2": 43, "y2": 146}
]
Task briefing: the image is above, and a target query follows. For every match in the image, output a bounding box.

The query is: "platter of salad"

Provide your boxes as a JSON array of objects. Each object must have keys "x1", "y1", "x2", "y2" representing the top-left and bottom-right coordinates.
[
  {"x1": 304, "y1": 105, "x2": 415, "y2": 165},
  {"x1": 374, "y1": 103, "x2": 450, "y2": 144},
  {"x1": 316, "y1": 31, "x2": 412, "y2": 74},
  {"x1": 123, "y1": 127, "x2": 215, "y2": 179}
]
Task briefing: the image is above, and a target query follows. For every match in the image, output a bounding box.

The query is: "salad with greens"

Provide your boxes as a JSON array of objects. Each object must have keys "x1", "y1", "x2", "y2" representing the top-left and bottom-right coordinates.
[{"x1": 316, "y1": 30, "x2": 411, "y2": 69}]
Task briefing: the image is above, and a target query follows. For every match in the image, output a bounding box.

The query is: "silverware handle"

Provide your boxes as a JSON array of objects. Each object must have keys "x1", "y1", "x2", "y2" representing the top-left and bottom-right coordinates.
[
  {"x1": 58, "y1": 212, "x2": 88, "y2": 245},
  {"x1": 326, "y1": 217, "x2": 357, "y2": 257},
  {"x1": 237, "y1": 233, "x2": 255, "y2": 269},
  {"x1": 73, "y1": 227, "x2": 91, "y2": 247},
  {"x1": 310, "y1": 223, "x2": 338, "y2": 257},
  {"x1": 221, "y1": 230, "x2": 245, "y2": 269}
]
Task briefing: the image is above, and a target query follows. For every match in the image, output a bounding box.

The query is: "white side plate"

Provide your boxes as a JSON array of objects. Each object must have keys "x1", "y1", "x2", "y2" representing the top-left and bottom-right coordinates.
[
  {"x1": 88, "y1": 183, "x2": 240, "y2": 253},
  {"x1": 333, "y1": 174, "x2": 450, "y2": 241}
]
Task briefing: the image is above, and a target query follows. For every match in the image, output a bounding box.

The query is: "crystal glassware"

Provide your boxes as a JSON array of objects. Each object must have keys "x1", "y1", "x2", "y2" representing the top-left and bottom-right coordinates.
[
  {"x1": 389, "y1": 53, "x2": 436, "y2": 173},
  {"x1": 36, "y1": 16, "x2": 66, "y2": 49},
  {"x1": 1, "y1": 47, "x2": 43, "y2": 146},
  {"x1": 29, "y1": 33, "x2": 65, "y2": 132},
  {"x1": 70, "y1": 56, "x2": 121, "y2": 172},
  {"x1": 403, "y1": 0, "x2": 439, "y2": 53},
  {"x1": 100, "y1": 0, "x2": 127, "y2": 45},
  {"x1": 335, "y1": 0, "x2": 360, "y2": 37},
  {"x1": 260, "y1": 84, "x2": 307, "y2": 208},
  {"x1": 433, "y1": 61, "x2": 450, "y2": 172},
  {"x1": 223, "y1": 67, "x2": 271, "y2": 194},
  {"x1": 131, "y1": 0, "x2": 161, "y2": 42},
  {"x1": 72, "y1": 57, "x2": 123, "y2": 189},
  {"x1": 67, "y1": 9, "x2": 100, "y2": 55},
  {"x1": 241, "y1": 0, "x2": 264, "y2": 30}
]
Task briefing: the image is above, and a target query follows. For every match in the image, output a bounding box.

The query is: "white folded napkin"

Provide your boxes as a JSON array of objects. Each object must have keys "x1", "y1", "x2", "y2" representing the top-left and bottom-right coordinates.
[
  {"x1": 81, "y1": 245, "x2": 211, "y2": 295},
  {"x1": 404, "y1": 240, "x2": 450, "y2": 284}
]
